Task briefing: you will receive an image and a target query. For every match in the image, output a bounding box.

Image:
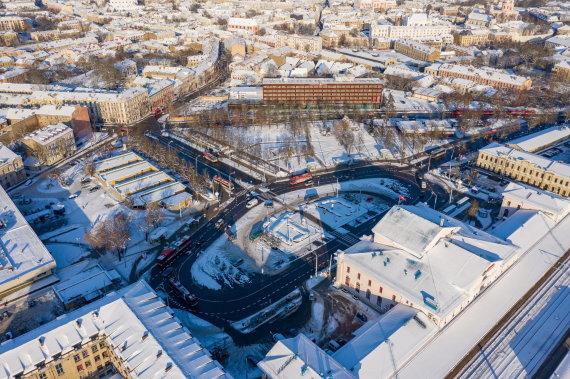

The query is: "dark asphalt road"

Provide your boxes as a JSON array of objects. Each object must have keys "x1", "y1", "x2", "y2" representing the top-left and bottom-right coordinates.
[{"x1": 147, "y1": 163, "x2": 422, "y2": 344}]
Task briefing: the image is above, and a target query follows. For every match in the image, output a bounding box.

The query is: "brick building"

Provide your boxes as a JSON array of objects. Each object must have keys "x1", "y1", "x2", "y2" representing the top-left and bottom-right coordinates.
[{"x1": 262, "y1": 77, "x2": 383, "y2": 106}]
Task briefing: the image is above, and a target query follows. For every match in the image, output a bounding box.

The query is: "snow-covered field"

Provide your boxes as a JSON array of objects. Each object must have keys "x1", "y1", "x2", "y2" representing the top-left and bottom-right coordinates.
[{"x1": 190, "y1": 237, "x2": 253, "y2": 291}]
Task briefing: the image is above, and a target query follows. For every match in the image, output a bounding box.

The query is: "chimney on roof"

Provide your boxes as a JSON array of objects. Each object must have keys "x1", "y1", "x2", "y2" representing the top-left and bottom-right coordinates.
[
  {"x1": 157, "y1": 350, "x2": 163, "y2": 358},
  {"x1": 39, "y1": 336, "x2": 45, "y2": 346},
  {"x1": 165, "y1": 362, "x2": 173, "y2": 372},
  {"x1": 142, "y1": 331, "x2": 149, "y2": 341},
  {"x1": 76, "y1": 319, "x2": 83, "y2": 328}
]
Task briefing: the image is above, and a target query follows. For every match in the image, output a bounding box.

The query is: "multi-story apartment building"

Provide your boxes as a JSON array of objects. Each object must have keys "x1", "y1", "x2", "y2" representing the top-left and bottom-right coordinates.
[
  {"x1": 262, "y1": 77, "x2": 383, "y2": 106},
  {"x1": 228, "y1": 17, "x2": 259, "y2": 34},
  {"x1": 0, "y1": 84, "x2": 149, "y2": 125},
  {"x1": 0, "y1": 16, "x2": 27, "y2": 32},
  {"x1": 0, "y1": 143, "x2": 25, "y2": 188},
  {"x1": 476, "y1": 142, "x2": 570, "y2": 197},
  {"x1": 553, "y1": 61, "x2": 570, "y2": 81},
  {"x1": 354, "y1": 0, "x2": 397, "y2": 10},
  {"x1": 453, "y1": 30, "x2": 490, "y2": 46},
  {"x1": 371, "y1": 24, "x2": 453, "y2": 40},
  {"x1": 275, "y1": 33, "x2": 322, "y2": 52},
  {"x1": 22, "y1": 123, "x2": 76, "y2": 167},
  {"x1": 0, "y1": 31, "x2": 18, "y2": 46},
  {"x1": 394, "y1": 39, "x2": 441, "y2": 62},
  {"x1": 0, "y1": 280, "x2": 231, "y2": 379},
  {"x1": 425, "y1": 63, "x2": 531, "y2": 90}
]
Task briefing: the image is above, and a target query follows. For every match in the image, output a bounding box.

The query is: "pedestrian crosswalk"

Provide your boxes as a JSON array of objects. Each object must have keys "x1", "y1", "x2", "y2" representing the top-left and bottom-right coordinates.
[{"x1": 329, "y1": 230, "x2": 361, "y2": 246}]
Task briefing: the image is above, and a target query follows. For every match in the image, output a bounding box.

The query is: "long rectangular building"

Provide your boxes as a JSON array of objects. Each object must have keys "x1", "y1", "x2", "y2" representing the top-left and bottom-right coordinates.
[
  {"x1": 262, "y1": 77, "x2": 383, "y2": 106},
  {"x1": 0, "y1": 186, "x2": 56, "y2": 298},
  {"x1": 425, "y1": 63, "x2": 532, "y2": 91},
  {"x1": 476, "y1": 142, "x2": 570, "y2": 197}
]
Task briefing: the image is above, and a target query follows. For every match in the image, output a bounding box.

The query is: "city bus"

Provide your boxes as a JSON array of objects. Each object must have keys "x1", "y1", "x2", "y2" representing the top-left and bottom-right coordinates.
[
  {"x1": 213, "y1": 175, "x2": 234, "y2": 191},
  {"x1": 290, "y1": 171, "x2": 313, "y2": 186},
  {"x1": 168, "y1": 278, "x2": 198, "y2": 306},
  {"x1": 156, "y1": 236, "x2": 191, "y2": 267},
  {"x1": 203, "y1": 151, "x2": 219, "y2": 163}
]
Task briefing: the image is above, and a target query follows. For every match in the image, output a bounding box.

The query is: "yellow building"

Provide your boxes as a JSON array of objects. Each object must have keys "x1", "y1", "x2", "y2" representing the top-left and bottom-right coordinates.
[
  {"x1": 394, "y1": 39, "x2": 441, "y2": 62},
  {"x1": 0, "y1": 281, "x2": 231, "y2": 379},
  {"x1": 476, "y1": 142, "x2": 570, "y2": 197},
  {"x1": 22, "y1": 123, "x2": 76, "y2": 167},
  {"x1": 0, "y1": 143, "x2": 25, "y2": 188},
  {"x1": 553, "y1": 61, "x2": 570, "y2": 81}
]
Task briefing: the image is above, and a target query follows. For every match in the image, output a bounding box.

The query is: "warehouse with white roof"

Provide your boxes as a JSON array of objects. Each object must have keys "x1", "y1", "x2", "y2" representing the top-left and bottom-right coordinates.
[{"x1": 0, "y1": 186, "x2": 56, "y2": 299}]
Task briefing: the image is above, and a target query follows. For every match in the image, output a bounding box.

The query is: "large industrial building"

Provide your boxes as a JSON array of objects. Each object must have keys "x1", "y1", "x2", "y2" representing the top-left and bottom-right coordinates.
[{"x1": 262, "y1": 77, "x2": 383, "y2": 106}]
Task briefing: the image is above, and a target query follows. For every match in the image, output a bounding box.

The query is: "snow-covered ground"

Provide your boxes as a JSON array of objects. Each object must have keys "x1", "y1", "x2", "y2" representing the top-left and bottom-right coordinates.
[
  {"x1": 13, "y1": 152, "x2": 202, "y2": 279},
  {"x1": 190, "y1": 237, "x2": 253, "y2": 291},
  {"x1": 170, "y1": 303, "x2": 269, "y2": 379}
]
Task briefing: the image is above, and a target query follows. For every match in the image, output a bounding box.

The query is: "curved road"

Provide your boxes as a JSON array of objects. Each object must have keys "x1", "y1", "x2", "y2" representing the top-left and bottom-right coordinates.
[{"x1": 148, "y1": 164, "x2": 424, "y2": 342}]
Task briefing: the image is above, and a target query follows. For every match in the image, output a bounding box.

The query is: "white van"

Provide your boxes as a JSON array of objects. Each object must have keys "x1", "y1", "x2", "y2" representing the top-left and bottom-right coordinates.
[{"x1": 246, "y1": 198, "x2": 259, "y2": 209}]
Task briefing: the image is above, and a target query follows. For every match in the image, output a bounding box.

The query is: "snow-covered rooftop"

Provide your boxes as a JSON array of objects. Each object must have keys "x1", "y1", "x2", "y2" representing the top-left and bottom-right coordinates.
[
  {"x1": 500, "y1": 182, "x2": 570, "y2": 222},
  {"x1": 0, "y1": 187, "x2": 56, "y2": 293},
  {"x1": 508, "y1": 124, "x2": 570, "y2": 153},
  {"x1": 0, "y1": 280, "x2": 231, "y2": 379},
  {"x1": 258, "y1": 334, "x2": 355, "y2": 379},
  {"x1": 333, "y1": 305, "x2": 437, "y2": 378},
  {"x1": 24, "y1": 123, "x2": 73, "y2": 146},
  {"x1": 480, "y1": 142, "x2": 570, "y2": 179},
  {"x1": 343, "y1": 205, "x2": 519, "y2": 322}
]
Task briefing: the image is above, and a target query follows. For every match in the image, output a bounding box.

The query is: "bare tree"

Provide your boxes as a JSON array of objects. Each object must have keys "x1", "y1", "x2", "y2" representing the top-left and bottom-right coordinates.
[{"x1": 333, "y1": 117, "x2": 356, "y2": 155}]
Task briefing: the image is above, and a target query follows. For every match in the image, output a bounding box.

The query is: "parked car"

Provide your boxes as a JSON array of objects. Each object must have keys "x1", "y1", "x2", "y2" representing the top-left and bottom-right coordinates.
[
  {"x1": 264, "y1": 200, "x2": 274, "y2": 208},
  {"x1": 89, "y1": 185, "x2": 101, "y2": 192},
  {"x1": 327, "y1": 340, "x2": 341, "y2": 352},
  {"x1": 81, "y1": 177, "x2": 92, "y2": 184},
  {"x1": 68, "y1": 193, "x2": 79, "y2": 199}
]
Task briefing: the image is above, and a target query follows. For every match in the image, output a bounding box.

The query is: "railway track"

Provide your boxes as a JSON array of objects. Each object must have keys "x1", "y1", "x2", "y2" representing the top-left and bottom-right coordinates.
[{"x1": 447, "y1": 249, "x2": 570, "y2": 378}]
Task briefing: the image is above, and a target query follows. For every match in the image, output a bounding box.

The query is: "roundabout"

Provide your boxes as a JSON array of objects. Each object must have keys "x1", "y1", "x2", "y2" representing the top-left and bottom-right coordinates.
[{"x1": 148, "y1": 164, "x2": 423, "y2": 342}]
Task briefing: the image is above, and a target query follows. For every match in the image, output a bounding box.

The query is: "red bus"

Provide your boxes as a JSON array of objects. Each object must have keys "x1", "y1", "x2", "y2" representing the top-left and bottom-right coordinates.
[
  {"x1": 203, "y1": 151, "x2": 219, "y2": 163},
  {"x1": 168, "y1": 278, "x2": 198, "y2": 306},
  {"x1": 173, "y1": 235, "x2": 192, "y2": 251},
  {"x1": 156, "y1": 236, "x2": 191, "y2": 267},
  {"x1": 213, "y1": 175, "x2": 234, "y2": 191},
  {"x1": 156, "y1": 248, "x2": 178, "y2": 267},
  {"x1": 290, "y1": 171, "x2": 313, "y2": 186}
]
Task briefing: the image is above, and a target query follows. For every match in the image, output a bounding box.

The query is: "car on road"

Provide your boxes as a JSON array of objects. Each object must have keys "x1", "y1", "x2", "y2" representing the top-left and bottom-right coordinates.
[
  {"x1": 215, "y1": 219, "x2": 225, "y2": 229},
  {"x1": 162, "y1": 267, "x2": 175, "y2": 278},
  {"x1": 70, "y1": 161, "x2": 77, "y2": 166},
  {"x1": 89, "y1": 185, "x2": 101, "y2": 192},
  {"x1": 68, "y1": 193, "x2": 79, "y2": 199},
  {"x1": 246, "y1": 198, "x2": 259, "y2": 208},
  {"x1": 305, "y1": 180, "x2": 314, "y2": 186},
  {"x1": 308, "y1": 292, "x2": 315, "y2": 301}
]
